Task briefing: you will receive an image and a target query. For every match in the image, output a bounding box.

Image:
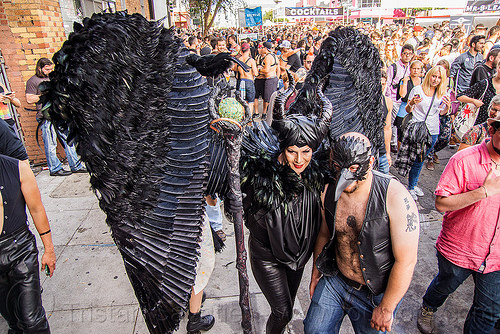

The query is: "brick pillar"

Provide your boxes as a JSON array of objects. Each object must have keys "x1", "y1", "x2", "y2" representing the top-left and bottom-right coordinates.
[{"x1": 1, "y1": 0, "x2": 66, "y2": 164}]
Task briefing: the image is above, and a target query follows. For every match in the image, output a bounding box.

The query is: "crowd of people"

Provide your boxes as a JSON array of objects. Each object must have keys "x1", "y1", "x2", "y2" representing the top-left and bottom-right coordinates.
[
  {"x1": 179, "y1": 18, "x2": 500, "y2": 334},
  {"x1": 0, "y1": 13, "x2": 500, "y2": 334}
]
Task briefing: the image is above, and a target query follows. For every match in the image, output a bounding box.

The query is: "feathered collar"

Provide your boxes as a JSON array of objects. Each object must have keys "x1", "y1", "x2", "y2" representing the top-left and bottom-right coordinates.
[{"x1": 240, "y1": 148, "x2": 325, "y2": 213}]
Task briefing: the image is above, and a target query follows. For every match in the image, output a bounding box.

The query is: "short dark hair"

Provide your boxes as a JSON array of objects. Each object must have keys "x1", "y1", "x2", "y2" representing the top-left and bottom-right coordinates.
[
  {"x1": 401, "y1": 44, "x2": 414, "y2": 54},
  {"x1": 187, "y1": 35, "x2": 196, "y2": 47},
  {"x1": 487, "y1": 48, "x2": 500, "y2": 62},
  {"x1": 469, "y1": 35, "x2": 485, "y2": 47},
  {"x1": 35, "y1": 57, "x2": 53, "y2": 78}
]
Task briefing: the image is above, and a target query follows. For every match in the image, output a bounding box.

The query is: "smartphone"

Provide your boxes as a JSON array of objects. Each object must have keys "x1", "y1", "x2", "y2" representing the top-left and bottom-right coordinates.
[{"x1": 45, "y1": 265, "x2": 50, "y2": 276}]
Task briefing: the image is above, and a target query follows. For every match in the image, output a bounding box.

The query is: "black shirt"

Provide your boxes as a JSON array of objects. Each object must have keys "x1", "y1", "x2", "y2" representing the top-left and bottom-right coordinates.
[
  {"x1": 287, "y1": 53, "x2": 302, "y2": 72},
  {"x1": 0, "y1": 119, "x2": 28, "y2": 161},
  {"x1": 470, "y1": 63, "x2": 495, "y2": 87}
]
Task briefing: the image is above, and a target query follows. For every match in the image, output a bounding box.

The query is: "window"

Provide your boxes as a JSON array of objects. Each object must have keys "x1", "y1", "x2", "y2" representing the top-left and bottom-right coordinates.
[{"x1": 358, "y1": 0, "x2": 380, "y2": 8}]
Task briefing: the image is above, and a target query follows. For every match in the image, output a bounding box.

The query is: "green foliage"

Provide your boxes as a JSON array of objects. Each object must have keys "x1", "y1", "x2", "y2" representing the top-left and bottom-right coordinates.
[
  {"x1": 186, "y1": 0, "x2": 245, "y2": 34},
  {"x1": 263, "y1": 10, "x2": 273, "y2": 21}
]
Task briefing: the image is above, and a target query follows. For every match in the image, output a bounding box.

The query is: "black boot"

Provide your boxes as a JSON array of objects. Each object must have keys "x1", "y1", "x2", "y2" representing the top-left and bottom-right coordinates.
[{"x1": 187, "y1": 311, "x2": 215, "y2": 334}]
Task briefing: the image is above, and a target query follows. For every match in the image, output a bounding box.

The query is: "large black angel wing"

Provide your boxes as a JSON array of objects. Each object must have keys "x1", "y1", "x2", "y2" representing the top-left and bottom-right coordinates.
[
  {"x1": 40, "y1": 12, "x2": 211, "y2": 333},
  {"x1": 289, "y1": 26, "x2": 385, "y2": 152}
]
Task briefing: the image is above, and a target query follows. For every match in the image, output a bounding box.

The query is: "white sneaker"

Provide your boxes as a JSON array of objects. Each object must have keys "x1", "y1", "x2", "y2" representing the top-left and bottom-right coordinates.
[
  {"x1": 414, "y1": 186, "x2": 424, "y2": 197},
  {"x1": 409, "y1": 190, "x2": 418, "y2": 201}
]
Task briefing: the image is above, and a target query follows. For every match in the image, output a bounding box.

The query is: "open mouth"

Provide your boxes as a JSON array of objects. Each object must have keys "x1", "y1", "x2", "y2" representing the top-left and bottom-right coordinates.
[{"x1": 294, "y1": 164, "x2": 304, "y2": 169}]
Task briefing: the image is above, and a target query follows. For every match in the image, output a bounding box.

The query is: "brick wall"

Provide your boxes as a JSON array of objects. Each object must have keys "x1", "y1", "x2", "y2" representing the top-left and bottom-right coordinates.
[
  {"x1": 1, "y1": 0, "x2": 66, "y2": 164},
  {"x1": 116, "y1": 0, "x2": 151, "y2": 19}
]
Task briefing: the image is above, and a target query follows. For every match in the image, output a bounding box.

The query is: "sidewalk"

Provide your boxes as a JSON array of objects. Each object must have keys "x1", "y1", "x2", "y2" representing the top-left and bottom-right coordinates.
[{"x1": 0, "y1": 146, "x2": 488, "y2": 333}]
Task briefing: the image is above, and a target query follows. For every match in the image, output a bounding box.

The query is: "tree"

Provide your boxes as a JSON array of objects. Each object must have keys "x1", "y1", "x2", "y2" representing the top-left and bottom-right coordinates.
[
  {"x1": 263, "y1": 10, "x2": 273, "y2": 22},
  {"x1": 187, "y1": 0, "x2": 245, "y2": 35}
]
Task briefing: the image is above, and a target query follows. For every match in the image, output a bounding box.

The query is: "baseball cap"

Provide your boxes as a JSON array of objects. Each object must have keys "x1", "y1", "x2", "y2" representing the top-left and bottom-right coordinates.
[
  {"x1": 263, "y1": 42, "x2": 273, "y2": 51},
  {"x1": 241, "y1": 42, "x2": 250, "y2": 51},
  {"x1": 413, "y1": 25, "x2": 423, "y2": 32},
  {"x1": 279, "y1": 40, "x2": 291, "y2": 49}
]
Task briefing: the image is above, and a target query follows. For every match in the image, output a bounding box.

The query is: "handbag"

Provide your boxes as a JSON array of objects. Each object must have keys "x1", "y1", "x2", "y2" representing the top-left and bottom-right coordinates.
[
  {"x1": 404, "y1": 90, "x2": 436, "y2": 143},
  {"x1": 453, "y1": 79, "x2": 489, "y2": 141}
]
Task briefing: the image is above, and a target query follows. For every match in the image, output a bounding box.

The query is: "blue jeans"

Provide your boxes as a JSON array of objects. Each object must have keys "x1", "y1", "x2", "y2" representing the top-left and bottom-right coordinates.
[
  {"x1": 40, "y1": 120, "x2": 83, "y2": 173},
  {"x1": 205, "y1": 198, "x2": 222, "y2": 231},
  {"x1": 304, "y1": 272, "x2": 399, "y2": 333},
  {"x1": 422, "y1": 252, "x2": 500, "y2": 334},
  {"x1": 377, "y1": 154, "x2": 390, "y2": 174},
  {"x1": 408, "y1": 134, "x2": 438, "y2": 190}
]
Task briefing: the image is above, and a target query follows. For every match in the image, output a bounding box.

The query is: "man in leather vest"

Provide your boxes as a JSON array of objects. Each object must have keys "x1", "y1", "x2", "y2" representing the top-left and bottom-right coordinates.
[
  {"x1": 304, "y1": 132, "x2": 419, "y2": 333},
  {"x1": 0, "y1": 123, "x2": 56, "y2": 333}
]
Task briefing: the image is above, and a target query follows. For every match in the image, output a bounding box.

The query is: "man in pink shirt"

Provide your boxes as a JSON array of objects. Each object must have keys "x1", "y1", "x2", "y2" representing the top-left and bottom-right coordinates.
[{"x1": 417, "y1": 114, "x2": 500, "y2": 334}]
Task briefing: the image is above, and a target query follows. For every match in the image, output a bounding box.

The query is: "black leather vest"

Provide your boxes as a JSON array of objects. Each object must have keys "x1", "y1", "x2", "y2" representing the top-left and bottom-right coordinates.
[
  {"x1": 0, "y1": 154, "x2": 28, "y2": 236},
  {"x1": 316, "y1": 170, "x2": 394, "y2": 295}
]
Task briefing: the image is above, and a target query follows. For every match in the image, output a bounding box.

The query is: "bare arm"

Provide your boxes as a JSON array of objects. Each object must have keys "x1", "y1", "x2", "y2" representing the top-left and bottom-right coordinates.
[
  {"x1": 399, "y1": 76, "x2": 409, "y2": 99},
  {"x1": 435, "y1": 168, "x2": 500, "y2": 212},
  {"x1": 19, "y1": 161, "x2": 56, "y2": 277},
  {"x1": 371, "y1": 181, "x2": 419, "y2": 332},
  {"x1": 309, "y1": 185, "x2": 332, "y2": 298},
  {"x1": 384, "y1": 97, "x2": 393, "y2": 166},
  {"x1": 251, "y1": 59, "x2": 259, "y2": 77},
  {"x1": 457, "y1": 94, "x2": 483, "y2": 108},
  {"x1": 25, "y1": 93, "x2": 40, "y2": 105}
]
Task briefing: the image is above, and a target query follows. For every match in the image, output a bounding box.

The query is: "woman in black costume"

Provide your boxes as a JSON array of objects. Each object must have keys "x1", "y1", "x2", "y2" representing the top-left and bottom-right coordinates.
[{"x1": 240, "y1": 76, "x2": 332, "y2": 334}]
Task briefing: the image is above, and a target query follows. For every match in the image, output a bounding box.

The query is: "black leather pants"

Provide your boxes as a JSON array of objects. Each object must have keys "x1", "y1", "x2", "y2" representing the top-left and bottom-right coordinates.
[
  {"x1": 0, "y1": 225, "x2": 50, "y2": 334},
  {"x1": 249, "y1": 236, "x2": 304, "y2": 334}
]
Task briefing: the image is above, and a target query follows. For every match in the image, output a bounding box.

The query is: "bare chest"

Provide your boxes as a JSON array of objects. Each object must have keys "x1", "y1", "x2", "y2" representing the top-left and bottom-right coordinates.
[{"x1": 334, "y1": 199, "x2": 367, "y2": 237}]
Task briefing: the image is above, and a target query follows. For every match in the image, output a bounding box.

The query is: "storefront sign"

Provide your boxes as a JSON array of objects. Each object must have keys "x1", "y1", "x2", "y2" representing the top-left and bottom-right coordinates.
[{"x1": 284, "y1": 7, "x2": 343, "y2": 17}]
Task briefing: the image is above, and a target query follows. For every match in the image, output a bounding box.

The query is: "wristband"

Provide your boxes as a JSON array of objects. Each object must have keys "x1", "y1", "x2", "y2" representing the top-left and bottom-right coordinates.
[
  {"x1": 39, "y1": 229, "x2": 51, "y2": 236},
  {"x1": 481, "y1": 186, "x2": 488, "y2": 198}
]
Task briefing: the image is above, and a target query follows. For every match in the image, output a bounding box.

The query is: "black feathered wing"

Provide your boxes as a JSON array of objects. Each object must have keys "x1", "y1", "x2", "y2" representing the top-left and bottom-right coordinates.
[
  {"x1": 289, "y1": 26, "x2": 385, "y2": 152},
  {"x1": 40, "y1": 12, "x2": 210, "y2": 333}
]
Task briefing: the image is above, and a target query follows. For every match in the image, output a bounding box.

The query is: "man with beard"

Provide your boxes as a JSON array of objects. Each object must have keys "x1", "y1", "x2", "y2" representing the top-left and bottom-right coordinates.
[
  {"x1": 25, "y1": 58, "x2": 86, "y2": 176},
  {"x1": 470, "y1": 48, "x2": 500, "y2": 87},
  {"x1": 450, "y1": 35, "x2": 485, "y2": 94},
  {"x1": 416, "y1": 114, "x2": 500, "y2": 334},
  {"x1": 304, "y1": 132, "x2": 419, "y2": 333}
]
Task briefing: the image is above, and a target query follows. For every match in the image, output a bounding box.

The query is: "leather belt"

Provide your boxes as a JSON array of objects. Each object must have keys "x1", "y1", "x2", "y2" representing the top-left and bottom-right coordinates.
[{"x1": 337, "y1": 270, "x2": 367, "y2": 291}]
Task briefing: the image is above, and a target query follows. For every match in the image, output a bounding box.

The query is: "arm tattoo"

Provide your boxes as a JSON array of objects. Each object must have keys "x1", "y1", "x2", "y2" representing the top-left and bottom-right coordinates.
[
  {"x1": 404, "y1": 197, "x2": 411, "y2": 211},
  {"x1": 405, "y1": 212, "x2": 418, "y2": 232}
]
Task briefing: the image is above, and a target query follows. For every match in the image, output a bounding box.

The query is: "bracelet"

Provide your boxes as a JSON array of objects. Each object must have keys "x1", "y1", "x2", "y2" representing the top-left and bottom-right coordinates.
[
  {"x1": 481, "y1": 186, "x2": 488, "y2": 198},
  {"x1": 39, "y1": 229, "x2": 51, "y2": 236}
]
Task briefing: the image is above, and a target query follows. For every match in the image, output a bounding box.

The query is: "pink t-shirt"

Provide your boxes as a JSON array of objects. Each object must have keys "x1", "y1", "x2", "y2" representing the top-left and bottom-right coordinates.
[{"x1": 435, "y1": 141, "x2": 500, "y2": 273}]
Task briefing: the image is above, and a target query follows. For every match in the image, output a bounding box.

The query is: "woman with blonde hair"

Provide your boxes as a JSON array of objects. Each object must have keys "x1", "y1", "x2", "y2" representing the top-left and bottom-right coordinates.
[
  {"x1": 381, "y1": 39, "x2": 399, "y2": 69},
  {"x1": 397, "y1": 65, "x2": 451, "y2": 200}
]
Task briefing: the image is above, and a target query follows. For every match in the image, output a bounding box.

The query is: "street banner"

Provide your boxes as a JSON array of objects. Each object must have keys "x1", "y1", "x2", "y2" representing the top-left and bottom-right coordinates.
[
  {"x1": 245, "y1": 7, "x2": 263, "y2": 27},
  {"x1": 465, "y1": 0, "x2": 500, "y2": 12},
  {"x1": 239, "y1": 33, "x2": 260, "y2": 41},
  {"x1": 284, "y1": 7, "x2": 343, "y2": 17}
]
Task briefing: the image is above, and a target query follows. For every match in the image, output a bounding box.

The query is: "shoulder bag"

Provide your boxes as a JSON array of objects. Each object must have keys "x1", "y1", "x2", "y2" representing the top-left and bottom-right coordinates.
[{"x1": 453, "y1": 79, "x2": 489, "y2": 141}]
